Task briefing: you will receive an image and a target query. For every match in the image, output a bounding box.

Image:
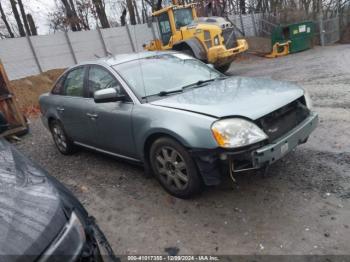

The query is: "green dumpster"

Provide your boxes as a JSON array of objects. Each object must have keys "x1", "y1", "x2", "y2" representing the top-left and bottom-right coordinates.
[{"x1": 271, "y1": 21, "x2": 314, "y2": 53}]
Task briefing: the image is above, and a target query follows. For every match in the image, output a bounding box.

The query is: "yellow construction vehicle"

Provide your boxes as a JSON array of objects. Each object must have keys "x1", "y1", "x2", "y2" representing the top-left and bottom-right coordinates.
[{"x1": 144, "y1": 3, "x2": 248, "y2": 72}]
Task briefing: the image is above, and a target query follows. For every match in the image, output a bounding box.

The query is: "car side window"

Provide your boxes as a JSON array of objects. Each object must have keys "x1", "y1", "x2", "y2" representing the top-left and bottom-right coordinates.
[
  {"x1": 64, "y1": 67, "x2": 85, "y2": 97},
  {"x1": 87, "y1": 66, "x2": 123, "y2": 98},
  {"x1": 51, "y1": 75, "x2": 66, "y2": 95}
]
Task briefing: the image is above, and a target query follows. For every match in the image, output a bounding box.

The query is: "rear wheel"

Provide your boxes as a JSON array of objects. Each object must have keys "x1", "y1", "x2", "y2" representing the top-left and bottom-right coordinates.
[
  {"x1": 50, "y1": 120, "x2": 77, "y2": 155},
  {"x1": 149, "y1": 137, "x2": 202, "y2": 199}
]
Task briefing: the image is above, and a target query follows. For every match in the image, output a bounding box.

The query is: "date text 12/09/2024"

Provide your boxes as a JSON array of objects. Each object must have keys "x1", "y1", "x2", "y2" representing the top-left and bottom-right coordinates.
[{"x1": 127, "y1": 256, "x2": 220, "y2": 261}]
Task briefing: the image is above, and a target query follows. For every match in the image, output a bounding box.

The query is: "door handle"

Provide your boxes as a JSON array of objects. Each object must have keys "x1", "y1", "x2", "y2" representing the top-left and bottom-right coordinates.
[
  {"x1": 56, "y1": 107, "x2": 65, "y2": 112},
  {"x1": 86, "y1": 113, "x2": 98, "y2": 119}
]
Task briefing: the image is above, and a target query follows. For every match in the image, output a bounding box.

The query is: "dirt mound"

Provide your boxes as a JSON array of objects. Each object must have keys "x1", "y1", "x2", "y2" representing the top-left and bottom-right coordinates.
[{"x1": 10, "y1": 69, "x2": 66, "y2": 116}]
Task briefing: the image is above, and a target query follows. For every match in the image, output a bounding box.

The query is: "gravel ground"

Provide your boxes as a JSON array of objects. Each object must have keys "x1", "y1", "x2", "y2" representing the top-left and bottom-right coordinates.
[{"x1": 15, "y1": 45, "x2": 350, "y2": 255}]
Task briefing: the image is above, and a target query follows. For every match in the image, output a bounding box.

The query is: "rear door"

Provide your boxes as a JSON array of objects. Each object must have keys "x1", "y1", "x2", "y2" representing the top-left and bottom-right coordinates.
[
  {"x1": 58, "y1": 66, "x2": 96, "y2": 144},
  {"x1": 86, "y1": 65, "x2": 136, "y2": 158}
]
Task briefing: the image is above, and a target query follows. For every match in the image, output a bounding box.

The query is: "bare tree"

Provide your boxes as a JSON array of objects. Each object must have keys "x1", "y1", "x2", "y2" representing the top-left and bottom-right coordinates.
[
  {"x1": 49, "y1": 6, "x2": 70, "y2": 32},
  {"x1": 61, "y1": 0, "x2": 81, "y2": 31},
  {"x1": 69, "y1": 0, "x2": 82, "y2": 30},
  {"x1": 141, "y1": 0, "x2": 147, "y2": 23},
  {"x1": 144, "y1": 0, "x2": 162, "y2": 12},
  {"x1": 127, "y1": 0, "x2": 137, "y2": 25},
  {"x1": 0, "y1": 2, "x2": 14, "y2": 38},
  {"x1": 240, "y1": 0, "x2": 246, "y2": 14},
  {"x1": 10, "y1": 0, "x2": 26, "y2": 37},
  {"x1": 76, "y1": 0, "x2": 93, "y2": 30},
  {"x1": 134, "y1": 0, "x2": 142, "y2": 24},
  {"x1": 156, "y1": 0, "x2": 162, "y2": 11},
  {"x1": 17, "y1": 0, "x2": 31, "y2": 35},
  {"x1": 27, "y1": 14, "x2": 37, "y2": 35},
  {"x1": 92, "y1": 0, "x2": 110, "y2": 28},
  {"x1": 120, "y1": 6, "x2": 127, "y2": 26}
]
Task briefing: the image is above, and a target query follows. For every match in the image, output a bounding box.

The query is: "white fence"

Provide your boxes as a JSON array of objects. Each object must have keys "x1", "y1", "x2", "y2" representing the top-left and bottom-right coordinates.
[{"x1": 0, "y1": 23, "x2": 156, "y2": 80}]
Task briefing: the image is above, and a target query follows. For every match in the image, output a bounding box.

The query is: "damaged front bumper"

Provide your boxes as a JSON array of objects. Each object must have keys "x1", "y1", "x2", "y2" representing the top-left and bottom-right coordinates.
[{"x1": 192, "y1": 112, "x2": 318, "y2": 186}]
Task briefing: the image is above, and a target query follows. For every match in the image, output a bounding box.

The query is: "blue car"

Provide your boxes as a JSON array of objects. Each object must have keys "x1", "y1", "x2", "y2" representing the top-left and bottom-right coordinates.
[{"x1": 39, "y1": 52, "x2": 318, "y2": 198}]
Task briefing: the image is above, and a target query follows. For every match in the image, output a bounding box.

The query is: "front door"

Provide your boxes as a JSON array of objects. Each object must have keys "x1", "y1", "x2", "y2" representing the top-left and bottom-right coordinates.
[{"x1": 86, "y1": 65, "x2": 136, "y2": 158}]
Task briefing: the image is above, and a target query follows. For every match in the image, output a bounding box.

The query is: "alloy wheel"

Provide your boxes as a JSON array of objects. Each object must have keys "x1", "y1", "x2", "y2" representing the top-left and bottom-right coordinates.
[
  {"x1": 155, "y1": 146, "x2": 189, "y2": 190},
  {"x1": 52, "y1": 124, "x2": 67, "y2": 152}
]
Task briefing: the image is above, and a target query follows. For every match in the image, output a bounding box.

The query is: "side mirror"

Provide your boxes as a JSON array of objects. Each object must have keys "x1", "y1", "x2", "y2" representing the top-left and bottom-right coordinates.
[{"x1": 94, "y1": 88, "x2": 126, "y2": 103}]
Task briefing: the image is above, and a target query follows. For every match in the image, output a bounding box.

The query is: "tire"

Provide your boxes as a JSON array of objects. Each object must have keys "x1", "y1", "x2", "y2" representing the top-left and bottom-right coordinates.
[
  {"x1": 149, "y1": 137, "x2": 202, "y2": 199},
  {"x1": 216, "y1": 63, "x2": 231, "y2": 74},
  {"x1": 49, "y1": 120, "x2": 77, "y2": 155},
  {"x1": 180, "y1": 47, "x2": 194, "y2": 57}
]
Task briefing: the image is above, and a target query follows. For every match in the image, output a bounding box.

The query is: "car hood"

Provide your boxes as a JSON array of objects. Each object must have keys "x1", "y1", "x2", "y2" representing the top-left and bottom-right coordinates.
[
  {"x1": 150, "y1": 77, "x2": 304, "y2": 120},
  {"x1": 0, "y1": 139, "x2": 66, "y2": 261}
]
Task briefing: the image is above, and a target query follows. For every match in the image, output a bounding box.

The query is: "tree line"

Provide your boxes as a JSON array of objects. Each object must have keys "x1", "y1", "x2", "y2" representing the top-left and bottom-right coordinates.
[
  {"x1": 0, "y1": 0, "x2": 37, "y2": 38},
  {"x1": 0, "y1": 0, "x2": 348, "y2": 38}
]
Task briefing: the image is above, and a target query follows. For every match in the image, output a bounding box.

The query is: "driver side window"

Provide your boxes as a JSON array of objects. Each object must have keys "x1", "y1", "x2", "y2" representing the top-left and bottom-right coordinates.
[{"x1": 87, "y1": 66, "x2": 122, "y2": 98}]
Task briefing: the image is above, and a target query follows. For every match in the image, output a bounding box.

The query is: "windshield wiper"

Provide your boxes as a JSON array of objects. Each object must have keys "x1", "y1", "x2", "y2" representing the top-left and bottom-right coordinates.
[
  {"x1": 157, "y1": 77, "x2": 227, "y2": 97},
  {"x1": 158, "y1": 89, "x2": 184, "y2": 96}
]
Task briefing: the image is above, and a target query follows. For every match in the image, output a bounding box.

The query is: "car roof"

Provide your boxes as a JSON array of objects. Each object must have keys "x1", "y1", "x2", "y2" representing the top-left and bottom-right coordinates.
[{"x1": 80, "y1": 51, "x2": 177, "y2": 68}]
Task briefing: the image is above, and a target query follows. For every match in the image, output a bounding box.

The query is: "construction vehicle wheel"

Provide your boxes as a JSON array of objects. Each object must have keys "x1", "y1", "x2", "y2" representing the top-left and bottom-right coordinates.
[
  {"x1": 180, "y1": 48, "x2": 194, "y2": 57},
  {"x1": 217, "y1": 64, "x2": 231, "y2": 74}
]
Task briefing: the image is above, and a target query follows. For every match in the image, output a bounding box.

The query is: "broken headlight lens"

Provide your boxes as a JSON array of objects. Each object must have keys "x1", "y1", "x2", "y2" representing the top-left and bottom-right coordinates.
[{"x1": 211, "y1": 118, "x2": 268, "y2": 148}]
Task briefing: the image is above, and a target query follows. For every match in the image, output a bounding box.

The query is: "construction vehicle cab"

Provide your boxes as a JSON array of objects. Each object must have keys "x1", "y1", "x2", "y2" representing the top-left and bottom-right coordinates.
[{"x1": 144, "y1": 4, "x2": 248, "y2": 72}]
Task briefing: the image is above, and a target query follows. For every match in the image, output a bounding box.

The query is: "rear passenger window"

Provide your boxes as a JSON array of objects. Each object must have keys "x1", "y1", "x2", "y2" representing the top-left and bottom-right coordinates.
[
  {"x1": 51, "y1": 75, "x2": 65, "y2": 95},
  {"x1": 88, "y1": 66, "x2": 122, "y2": 97},
  {"x1": 64, "y1": 68, "x2": 85, "y2": 97}
]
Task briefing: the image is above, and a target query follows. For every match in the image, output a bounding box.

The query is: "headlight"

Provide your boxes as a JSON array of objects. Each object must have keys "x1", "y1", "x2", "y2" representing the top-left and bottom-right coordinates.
[
  {"x1": 38, "y1": 212, "x2": 86, "y2": 261},
  {"x1": 214, "y1": 36, "x2": 220, "y2": 46},
  {"x1": 304, "y1": 90, "x2": 313, "y2": 109},
  {"x1": 211, "y1": 118, "x2": 268, "y2": 148}
]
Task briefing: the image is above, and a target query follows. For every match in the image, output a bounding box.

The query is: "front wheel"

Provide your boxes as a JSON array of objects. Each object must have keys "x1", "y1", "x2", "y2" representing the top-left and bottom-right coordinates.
[{"x1": 149, "y1": 137, "x2": 202, "y2": 199}]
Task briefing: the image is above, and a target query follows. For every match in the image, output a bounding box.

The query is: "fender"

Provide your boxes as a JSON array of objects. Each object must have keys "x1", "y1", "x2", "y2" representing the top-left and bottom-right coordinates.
[{"x1": 172, "y1": 38, "x2": 207, "y2": 61}]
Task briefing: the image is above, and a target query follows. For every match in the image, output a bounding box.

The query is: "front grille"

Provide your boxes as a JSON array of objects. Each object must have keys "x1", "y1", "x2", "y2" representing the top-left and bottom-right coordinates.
[
  {"x1": 222, "y1": 28, "x2": 237, "y2": 49},
  {"x1": 256, "y1": 97, "x2": 310, "y2": 142}
]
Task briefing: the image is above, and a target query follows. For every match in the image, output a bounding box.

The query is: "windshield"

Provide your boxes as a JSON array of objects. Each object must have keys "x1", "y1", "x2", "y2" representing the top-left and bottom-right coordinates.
[
  {"x1": 113, "y1": 54, "x2": 222, "y2": 99},
  {"x1": 174, "y1": 8, "x2": 194, "y2": 29}
]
